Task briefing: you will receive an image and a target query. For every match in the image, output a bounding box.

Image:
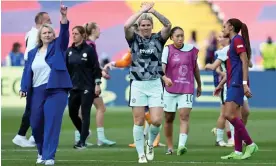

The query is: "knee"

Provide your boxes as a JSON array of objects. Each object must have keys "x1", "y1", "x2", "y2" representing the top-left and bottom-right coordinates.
[
  {"x1": 151, "y1": 120, "x2": 161, "y2": 127},
  {"x1": 134, "y1": 117, "x2": 144, "y2": 126},
  {"x1": 165, "y1": 113, "x2": 175, "y2": 123},
  {"x1": 222, "y1": 109, "x2": 232, "y2": 120},
  {"x1": 179, "y1": 113, "x2": 190, "y2": 122},
  {"x1": 150, "y1": 115, "x2": 162, "y2": 126},
  {"x1": 96, "y1": 106, "x2": 106, "y2": 113}
]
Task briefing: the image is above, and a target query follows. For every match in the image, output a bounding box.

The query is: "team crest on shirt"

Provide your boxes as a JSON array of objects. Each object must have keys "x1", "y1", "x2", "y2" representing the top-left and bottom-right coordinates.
[
  {"x1": 172, "y1": 53, "x2": 180, "y2": 61},
  {"x1": 81, "y1": 53, "x2": 88, "y2": 61},
  {"x1": 178, "y1": 65, "x2": 188, "y2": 77},
  {"x1": 68, "y1": 51, "x2": 72, "y2": 56},
  {"x1": 237, "y1": 45, "x2": 244, "y2": 48}
]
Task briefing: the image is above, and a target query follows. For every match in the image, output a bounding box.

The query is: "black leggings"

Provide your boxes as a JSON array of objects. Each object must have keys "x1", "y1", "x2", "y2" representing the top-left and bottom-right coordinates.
[
  {"x1": 68, "y1": 89, "x2": 95, "y2": 144},
  {"x1": 18, "y1": 102, "x2": 31, "y2": 136}
]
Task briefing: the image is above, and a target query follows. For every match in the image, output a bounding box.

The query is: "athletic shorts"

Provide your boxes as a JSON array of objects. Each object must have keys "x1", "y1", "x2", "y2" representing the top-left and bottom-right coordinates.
[
  {"x1": 221, "y1": 86, "x2": 247, "y2": 105},
  {"x1": 163, "y1": 89, "x2": 193, "y2": 112},
  {"x1": 129, "y1": 79, "x2": 163, "y2": 108},
  {"x1": 225, "y1": 85, "x2": 244, "y2": 106}
]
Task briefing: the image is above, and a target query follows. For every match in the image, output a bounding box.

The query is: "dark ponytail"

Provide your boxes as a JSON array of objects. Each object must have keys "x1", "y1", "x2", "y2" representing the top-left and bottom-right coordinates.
[
  {"x1": 241, "y1": 23, "x2": 251, "y2": 60},
  {"x1": 227, "y1": 18, "x2": 251, "y2": 60}
]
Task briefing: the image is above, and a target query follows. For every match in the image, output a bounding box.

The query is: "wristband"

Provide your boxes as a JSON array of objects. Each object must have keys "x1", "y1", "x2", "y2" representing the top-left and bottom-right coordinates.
[{"x1": 243, "y1": 81, "x2": 248, "y2": 85}]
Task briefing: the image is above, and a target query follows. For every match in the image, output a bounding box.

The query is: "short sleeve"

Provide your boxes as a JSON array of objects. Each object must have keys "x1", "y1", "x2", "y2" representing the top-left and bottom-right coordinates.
[
  {"x1": 126, "y1": 33, "x2": 137, "y2": 47},
  {"x1": 156, "y1": 31, "x2": 167, "y2": 45},
  {"x1": 217, "y1": 50, "x2": 227, "y2": 62},
  {"x1": 161, "y1": 46, "x2": 169, "y2": 64},
  {"x1": 233, "y1": 37, "x2": 246, "y2": 55}
]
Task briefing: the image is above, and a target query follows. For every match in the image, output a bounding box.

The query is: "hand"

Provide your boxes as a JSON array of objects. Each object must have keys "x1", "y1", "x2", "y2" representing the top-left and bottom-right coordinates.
[
  {"x1": 213, "y1": 86, "x2": 222, "y2": 96},
  {"x1": 60, "y1": 3, "x2": 67, "y2": 16},
  {"x1": 104, "y1": 62, "x2": 114, "y2": 71},
  {"x1": 162, "y1": 76, "x2": 173, "y2": 87},
  {"x1": 102, "y1": 70, "x2": 110, "y2": 79},
  {"x1": 249, "y1": 60, "x2": 253, "y2": 68},
  {"x1": 243, "y1": 84, "x2": 252, "y2": 98},
  {"x1": 205, "y1": 63, "x2": 212, "y2": 70},
  {"x1": 140, "y1": 2, "x2": 154, "y2": 13},
  {"x1": 19, "y1": 91, "x2": 27, "y2": 98},
  {"x1": 197, "y1": 86, "x2": 202, "y2": 97},
  {"x1": 148, "y1": 3, "x2": 155, "y2": 13},
  {"x1": 95, "y1": 85, "x2": 101, "y2": 96}
]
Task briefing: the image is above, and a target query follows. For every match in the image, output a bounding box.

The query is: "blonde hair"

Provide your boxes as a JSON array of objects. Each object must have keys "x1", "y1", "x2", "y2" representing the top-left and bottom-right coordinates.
[
  {"x1": 37, "y1": 23, "x2": 56, "y2": 48},
  {"x1": 137, "y1": 14, "x2": 153, "y2": 26},
  {"x1": 83, "y1": 22, "x2": 98, "y2": 40}
]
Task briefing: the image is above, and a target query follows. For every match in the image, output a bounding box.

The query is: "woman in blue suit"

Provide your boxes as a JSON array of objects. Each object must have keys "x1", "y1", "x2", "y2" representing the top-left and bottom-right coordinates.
[{"x1": 20, "y1": 5, "x2": 72, "y2": 165}]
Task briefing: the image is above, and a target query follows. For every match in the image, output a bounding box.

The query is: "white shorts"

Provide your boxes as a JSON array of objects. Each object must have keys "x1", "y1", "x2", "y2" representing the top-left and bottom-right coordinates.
[
  {"x1": 129, "y1": 79, "x2": 163, "y2": 108},
  {"x1": 221, "y1": 87, "x2": 248, "y2": 104},
  {"x1": 163, "y1": 89, "x2": 193, "y2": 112}
]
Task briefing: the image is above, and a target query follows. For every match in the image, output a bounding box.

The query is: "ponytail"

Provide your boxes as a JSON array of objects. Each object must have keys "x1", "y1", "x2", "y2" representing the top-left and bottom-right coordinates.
[
  {"x1": 227, "y1": 18, "x2": 251, "y2": 60},
  {"x1": 83, "y1": 22, "x2": 98, "y2": 41},
  {"x1": 241, "y1": 23, "x2": 251, "y2": 60},
  {"x1": 83, "y1": 23, "x2": 89, "y2": 40}
]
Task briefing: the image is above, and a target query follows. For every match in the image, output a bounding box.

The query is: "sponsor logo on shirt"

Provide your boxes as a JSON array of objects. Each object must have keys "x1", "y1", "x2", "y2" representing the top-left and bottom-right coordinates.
[
  {"x1": 139, "y1": 49, "x2": 154, "y2": 54},
  {"x1": 237, "y1": 45, "x2": 244, "y2": 48}
]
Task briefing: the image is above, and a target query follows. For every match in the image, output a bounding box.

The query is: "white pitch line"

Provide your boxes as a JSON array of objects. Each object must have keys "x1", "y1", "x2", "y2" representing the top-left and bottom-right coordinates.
[
  {"x1": 1, "y1": 158, "x2": 276, "y2": 165},
  {"x1": 2, "y1": 148, "x2": 275, "y2": 152}
]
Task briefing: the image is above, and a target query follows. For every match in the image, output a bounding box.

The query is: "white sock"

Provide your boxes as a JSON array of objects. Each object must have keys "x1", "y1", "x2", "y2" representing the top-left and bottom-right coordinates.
[
  {"x1": 133, "y1": 125, "x2": 145, "y2": 157},
  {"x1": 178, "y1": 133, "x2": 188, "y2": 147},
  {"x1": 97, "y1": 127, "x2": 105, "y2": 140},
  {"x1": 229, "y1": 122, "x2": 235, "y2": 140},
  {"x1": 148, "y1": 125, "x2": 160, "y2": 146},
  {"x1": 143, "y1": 121, "x2": 150, "y2": 137},
  {"x1": 216, "y1": 128, "x2": 224, "y2": 142},
  {"x1": 235, "y1": 151, "x2": 242, "y2": 155}
]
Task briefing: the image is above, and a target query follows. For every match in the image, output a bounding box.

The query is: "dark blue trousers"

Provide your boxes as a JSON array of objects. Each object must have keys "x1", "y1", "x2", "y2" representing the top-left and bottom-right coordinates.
[{"x1": 30, "y1": 84, "x2": 68, "y2": 160}]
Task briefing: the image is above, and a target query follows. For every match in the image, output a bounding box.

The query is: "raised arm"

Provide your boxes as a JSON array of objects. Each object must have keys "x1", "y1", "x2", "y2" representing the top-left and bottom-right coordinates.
[
  {"x1": 124, "y1": 2, "x2": 154, "y2": 41},
  {"x1": 58, "y1": 5, "x2": 69, "y2": 52},
  {"x1": 149, "y1": 7, "x2": 171, "y2": 40}
]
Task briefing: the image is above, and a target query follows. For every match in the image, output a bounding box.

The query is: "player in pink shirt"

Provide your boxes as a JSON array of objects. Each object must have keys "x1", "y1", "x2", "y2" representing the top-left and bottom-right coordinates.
[{"x1": 161, "y1": 26, "x2": 202, "y2": 155}]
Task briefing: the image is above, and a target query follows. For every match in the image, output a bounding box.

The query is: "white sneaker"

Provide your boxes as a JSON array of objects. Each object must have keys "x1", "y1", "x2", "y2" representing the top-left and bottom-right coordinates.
[
  {"x1": 45, "y1": 159, "x2": 55, "y2": 165},
  {"x1": 146, "y1": 144, "x2": 154, "y2": 161},
  {"x1": 97, "y1": 138, "x2": 116, "y2": 146},
  {"x1": 226, "y1": 139, "x2": 234, "y2": 147},
  {"x1": 12, "y1": 135, "x2": 35, "y2": 148},
  {"x1": 138, "y1": 155, "x2": 147, "y2": 163},
  {"x1": 74, "y1": 130, "x2": 80, "y2": 144},
  {"x1": 211, "y1": 127, "x2": 217, "y2": 136},
  {"x1": 75, "y1": 130, "x2": 92, "y2": 144},
  {"x1": 216, "y1": 140, "x2": 227, "y2": 147},
  {"x1": 36, "y1": 154, "x2": 44, "y2": 164},
  {"x1": 28, "y1": 136, "x2": 36, "y2": 146}
]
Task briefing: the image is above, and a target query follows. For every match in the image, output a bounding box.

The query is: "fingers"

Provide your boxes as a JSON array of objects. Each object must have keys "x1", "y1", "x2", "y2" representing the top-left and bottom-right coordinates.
[
  {"x1": 95, "y1": 90, "x2": 101, "y2": 96},
  {"x1": 245, "y1": 90, "x2": 252, "y2": 98},
  {"x1": 19, "y1": 92, "x2": 26, "y2": 98},
  {"x1": 197, "y1": 90, "x2": 201, "y2": 97}
]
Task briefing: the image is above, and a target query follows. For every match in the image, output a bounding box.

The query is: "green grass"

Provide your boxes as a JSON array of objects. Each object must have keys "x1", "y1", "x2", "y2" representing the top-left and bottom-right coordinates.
[{"x1": 1, "y1": 107, "x2": 276, "y2": 166}]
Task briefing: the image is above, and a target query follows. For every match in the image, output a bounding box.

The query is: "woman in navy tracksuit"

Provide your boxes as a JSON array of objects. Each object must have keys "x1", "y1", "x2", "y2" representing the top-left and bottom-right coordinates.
[{"x1": 20, "y1": 5, "x2": 72, "y2": 165}]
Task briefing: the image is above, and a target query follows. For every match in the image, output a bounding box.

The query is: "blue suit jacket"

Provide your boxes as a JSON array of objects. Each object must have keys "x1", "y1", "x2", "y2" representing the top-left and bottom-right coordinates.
[{"x1": 21, "y1": 21, "x2": 72, "y2": 94}]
